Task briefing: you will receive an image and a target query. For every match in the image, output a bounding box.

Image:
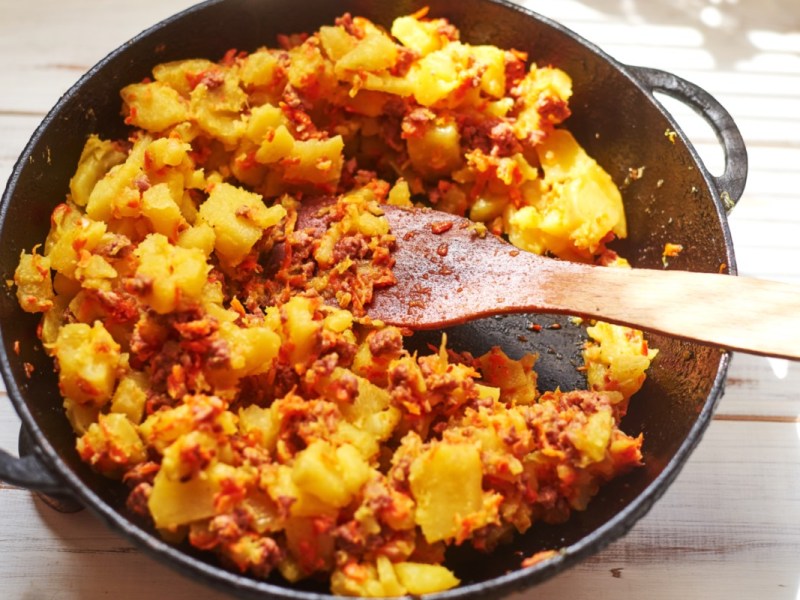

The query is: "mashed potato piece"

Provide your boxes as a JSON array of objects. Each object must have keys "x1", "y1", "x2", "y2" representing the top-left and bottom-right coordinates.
[{"x1": 14, "y1": 10, "x2": 654, "y2": 597}]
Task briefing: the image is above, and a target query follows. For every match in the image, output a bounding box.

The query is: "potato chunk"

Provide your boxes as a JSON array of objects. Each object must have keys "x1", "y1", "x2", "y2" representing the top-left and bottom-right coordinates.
[
  {"x1": 133, "y1": 233, "x2": 210, "y2": 314},
  {"x1": 283, "y1": 136, "x2": 344, "y2": 188},
  {"x1": 148, "y1": 462, "x2": 242, "y2": 529},
  {"x1": 506, "y1": 129, "x2": 626, "y2": 260},
  {"x1": 394, "y1": 562, "x2": 460, "y2": 595},
  {"x1": 69, "y1": 135, "x2": 126, "y2": 207},
  {"x1": 141, "y1": 182, "x2": 188, "y2": 240},
  {"x1": 121, "y1": 81, "x2": 190, "y2": 132},
  {"x1": 76, "y1": 412, "x2": 146, "y2": 477},
  {"x1": 292, "y1": 440, "x2": 371, "y2": 508},
  {"x1": 198, "y1": 182, "x2": 286, "y2": 266},
  {"x1": 51, "y1": 321, "x2": 120, "y2": 407},
  {"x1": 409, "y1": 441, "x2": 484, "y2": 542},
  {"x1": 15, "y1": 249, "x2": 54, "y2": 313},
  {"x1": 583, "y1": 321, "x2": 658, "y2": 401}
]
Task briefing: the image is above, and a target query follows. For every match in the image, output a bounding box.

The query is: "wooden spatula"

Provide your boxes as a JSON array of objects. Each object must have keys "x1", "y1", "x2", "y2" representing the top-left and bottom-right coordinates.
[{"x1": 298, "y1": 202, "x2": 800, "y2": 360}]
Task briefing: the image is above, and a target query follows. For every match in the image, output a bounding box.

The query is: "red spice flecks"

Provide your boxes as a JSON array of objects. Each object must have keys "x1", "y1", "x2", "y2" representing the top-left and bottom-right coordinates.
[{"x1": 430, "y1": 221, "x2": 453, "y2": 234}]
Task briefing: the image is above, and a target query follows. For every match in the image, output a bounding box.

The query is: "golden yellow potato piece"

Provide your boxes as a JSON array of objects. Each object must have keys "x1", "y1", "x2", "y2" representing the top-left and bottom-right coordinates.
[
  {"x1": 121, "y1": 81, "x2": 190, "y2": 132},
  {"x1": 409, "y1": 441, "x2": 484, "y2": 543},
  {"x1": 198, "y1": 182, "x2": 286, "y2": 266},
  {"x1": 15, "y1": 249, "x2": 54, "y2": 313},
  {"x1": 51, "y1": 321, "x2": 120, "y2": 407},
  {"x1": 133, "y1": 233, "x2": 210, "y2": 314}
]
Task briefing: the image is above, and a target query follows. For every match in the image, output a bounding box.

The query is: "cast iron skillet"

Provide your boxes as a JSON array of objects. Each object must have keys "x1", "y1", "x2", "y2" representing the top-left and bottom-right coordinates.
[{"x1": 0, "y1": 0, "x2": 747, "y2": 598}]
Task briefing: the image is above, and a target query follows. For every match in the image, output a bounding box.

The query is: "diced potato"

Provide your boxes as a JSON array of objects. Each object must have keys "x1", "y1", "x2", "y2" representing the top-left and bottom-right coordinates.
[
  {"x1": 51, "y1": 321, "x2": 120, "y2": 407},
  {"x1": 39, "y1": 296, "x2": 69, "y2": 346},
  {"x1": 409, "y1": 441, "x2": 484, "y2": 542},
  {"x1": 391, "y1": 15, "x2": 447, "y2": 56},
  {"x1": 160, "y1": 431, "x2": 219, "y2": 481},
  {"x1": 189, "y1": 70, "x2": 248, "y2": 146},
  {"x1": 335, "y1": 31, "x2": 398, "y2": 74},
  {"x1": 73, "y1": 252, "x2": 117, "y2": 291},
  {"x1": 318, "y1": 25, "x2": 357, "y2": 61},
  {"x1": 76, "y1": 412, "x2": 146, "y2": 476},
  {"x1": 210, "y1": 320, "x2": 281, "y2": 386},
  {"x1": 139, "y1": 394, "x2": 232, "y2": 454},
  {"x1": 469, "y1": 193, "x2": 507, "y2": 223},
  {"x1": 471, "y1": 45, "x2": 506, "y2": 98},
  {"x1": 46, "y1": 211, "x2": 107, "y2": 279},
  {"x1": 406, "y1": 118, "x2": 462, "y2": 178},
  {"x1": 69, "y1": 135, "x2": 127, "y2": 207},
  {"x1": 282, "y1": 136, "x2": 344, "y2": 188},
  {"x1": 393, "y1": 562, "x2": 460, "y2": 595},
  {"x1": 387, "y1": 178, "x2": 412, "y2": 207},
  {"x1": 141, "y1": 182, "x2": 188, "y2": 240},
  {"x1": 148, "y1": 462, "x2": 237, "y2": 529},
  {"x1": 333, "y1": 422, "x2": 379, "y2": 461},
  {"x1": 255, "y1": 125, "x2": 295, "y2": 164},
  {"x1": 537, "y1": 129, "x2": 626, "y2": 244},
  {"x1": 504, "y1": 131, "x2": 626, "y2": 260},
  {"x1": 121, "y1": 81, "x2": 190, "y2": 132},
  {"x1": 198, "y1": 182, "x2": 286, "y2": 266},
  {"x1": 176, "y1": 223, "x2": 215, "y2": 256},
  {"x1": 85, "y1": 136, "x2": 149, "y2": 223},
  {"x1": 245, "y1": 103, "x2": 287, "y2": 143},
  {"x1": 63, "y1": 397, "x2": 100, "y2": 435},
  {"x1": 292, "y1": 440, "x2": 371, "y2": 508},
  {"x1": 583, "y1": 321, "x2": 658, "y2": 400},
  {"x1": 262, "y1": 464, "x2": 338, "y2": 518},
  {"x1": 133, "y1": 233, "x2": 210, "y2": 314},
  {"x1": 281, "y1": 296, "x2": 321, "y2": 366},
  {"x1": 477, "y1": 347, "x2": 537, "y2": 405},
  {"x1": 568, "y1": 409, "x2": 614, "y2": 466},
  {"x1": 513, "y1": 66, "x2": 573, "y2": 140},
  {"x1": 15, "y1": 249, "x2": 54, "y2": 313},
  {"x1": 411, "y1": 49, "x2": 462, "y2": 106},
  {"x1": 341, "y1": 375, "x2": 400, "y2": 443},
  {"x1": 359, "y1": 72, "x2": 416, "y2": 97},
  {"x1": 330, "y1": 557, "x2": 412, "y2": 597},
  {"x1": 286, "y1": 40, "x2": 337, "y2": 101},
  {"x1": 322, "y1": 307, "x2": 353, "y2": 333},
  {"x1": 152, "y1": 58, "x2": 219, "y2": 96},
  {"x1": 239, "y1": 404, "x2": 279, "y2": 452},
  {"x1": 284, "y1": 516, "x2": 335, "y2": 574},
  {"x1": 110, "y1": 371, "x2": 148, "y2": 424},
  {"x1": 240, "y1": 50, "x2": 283, "y2": 89}
]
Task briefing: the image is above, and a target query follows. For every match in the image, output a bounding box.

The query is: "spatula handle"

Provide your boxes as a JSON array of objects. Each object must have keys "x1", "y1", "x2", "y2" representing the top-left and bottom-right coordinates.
[{"x1": 539, "y1": 265, "x2": 800, "y2": 360}]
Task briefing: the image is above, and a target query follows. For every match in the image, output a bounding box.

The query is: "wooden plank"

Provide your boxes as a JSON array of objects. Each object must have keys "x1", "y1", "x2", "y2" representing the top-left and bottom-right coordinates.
[
  {"x1": 0, "y1": 393, "x2": 20, "y2": 455},
  {"x1": 0, "y1": 114, "x2": 42, "y2": 188},
  {"x1": 1, "y1": 419, "x2": 798, "y2": 599},
  {"x1": 0, "y1": 0, "x2": 197, "y2": 115},
  {"x1": 715, "y1": 353, "x2": 800, "y2": 418},
  {"x1": 530, "y1": 419, "x2": 800, "y2": 600},
  {"x1": 0, "y1": 488, "x2": 230, "y2": 600}
]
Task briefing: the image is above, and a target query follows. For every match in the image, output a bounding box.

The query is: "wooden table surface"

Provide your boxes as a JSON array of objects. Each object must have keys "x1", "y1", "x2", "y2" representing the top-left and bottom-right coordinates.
[{"x1": 2, "y1": 1, "x2": 799, "y2": 598}]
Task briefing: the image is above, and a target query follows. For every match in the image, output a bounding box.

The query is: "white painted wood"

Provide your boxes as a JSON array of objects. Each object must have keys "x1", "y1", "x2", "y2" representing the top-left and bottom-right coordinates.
[{"x1": 1, "y1": 0, "x2": 799, "y2": 598}]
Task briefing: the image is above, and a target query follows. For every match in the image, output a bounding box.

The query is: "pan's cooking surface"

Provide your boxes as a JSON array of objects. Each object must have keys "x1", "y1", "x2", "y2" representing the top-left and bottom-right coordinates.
[{"x1": 0, "y1": 0, "x2": 739, "y2": 598}]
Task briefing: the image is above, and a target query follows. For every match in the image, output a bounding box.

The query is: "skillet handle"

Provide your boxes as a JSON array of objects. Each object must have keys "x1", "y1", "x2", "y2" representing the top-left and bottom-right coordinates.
[
  {"x1": 628, "y1": 65, "x2": 748, "y2": 213},
  {"x1": 0, "y1": 427, "x2": 83, "y2": 512}
]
